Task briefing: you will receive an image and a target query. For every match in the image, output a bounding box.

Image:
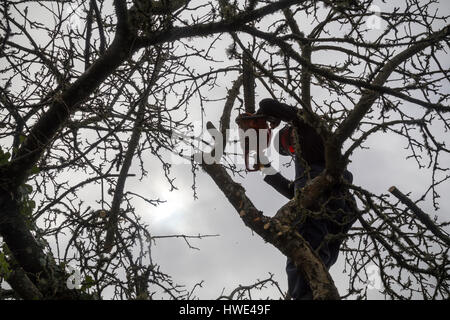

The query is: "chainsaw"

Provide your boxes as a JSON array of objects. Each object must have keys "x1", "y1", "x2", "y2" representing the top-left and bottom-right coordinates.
[{"x1": 235, "y1": 113, "x2": 280, "y2": 171}]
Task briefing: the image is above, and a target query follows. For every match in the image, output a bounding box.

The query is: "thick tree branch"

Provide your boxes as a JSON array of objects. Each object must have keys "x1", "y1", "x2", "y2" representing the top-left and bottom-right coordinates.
[
  {"x1": 220, "y1": 75, "x2": 243, "y2": 148},
  {"x1": 6, "y1": 266, "x2": 43, "y2": 300},
  {"x1": 243, "y1": 51, "x2": 255, "y2": 114},
  {"x1": 0, "y1": 23, "x2": 138, "y2": 300},
  {"x1": 135, "y1": 0, "x2": 303, "y2": 47}
]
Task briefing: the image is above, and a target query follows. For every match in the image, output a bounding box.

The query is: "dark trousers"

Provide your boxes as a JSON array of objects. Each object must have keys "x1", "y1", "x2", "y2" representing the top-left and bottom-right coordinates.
[{"x1": 286, "y1": 218, "x2": 340, "y2": 300}]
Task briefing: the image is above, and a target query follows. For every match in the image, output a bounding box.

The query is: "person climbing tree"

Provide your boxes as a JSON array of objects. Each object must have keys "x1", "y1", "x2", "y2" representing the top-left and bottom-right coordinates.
[{"x1": 238, "y1": 98, "x2": 358, "y2": 300}]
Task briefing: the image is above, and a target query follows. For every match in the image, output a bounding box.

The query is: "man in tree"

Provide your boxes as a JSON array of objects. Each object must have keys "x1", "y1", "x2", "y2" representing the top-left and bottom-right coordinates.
[{"x1": 238, "y1": 98, "x2": 357, "y2": 299}]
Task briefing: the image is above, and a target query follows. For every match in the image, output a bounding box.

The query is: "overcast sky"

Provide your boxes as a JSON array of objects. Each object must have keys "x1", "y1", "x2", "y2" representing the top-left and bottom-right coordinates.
[{"x1": 3, "y1": 0, "x2": 450, "y2": 300}]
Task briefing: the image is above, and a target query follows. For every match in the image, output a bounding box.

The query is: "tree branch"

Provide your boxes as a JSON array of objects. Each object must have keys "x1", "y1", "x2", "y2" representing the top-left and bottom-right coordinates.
[
  {"x1": 220, "y1": 75, "x2": 243, "y2": 148},
  {"x1": 136, "y1": 0, "x2": 304, "y2": 47},
  {"x1": 104, "y1": 48, "x2": 167, "y2": 252},
  {"x1": 243, "y1": 51, "x2": 255, "y2": 114},
  {"x1": 241, "y1": 25, "x2": 450, "y2": 114},
  {"x1": 334, "y1": 24, "x2": 450, "y2": 146},
  {"x1": 389, "y1": 186, "x2": 450, "y2": 247},
  {"x1": 5, "y1": 266, "x2": 43, "y2": 300},
  {"x1": 2, "y1": 36, "x2": 135, "y2": 189}
]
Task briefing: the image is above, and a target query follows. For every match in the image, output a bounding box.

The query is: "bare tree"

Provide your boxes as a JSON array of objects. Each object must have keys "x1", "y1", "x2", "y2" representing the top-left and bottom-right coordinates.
[{"x1": 0, "y1": 0, "x2": 449, "y2": 300}]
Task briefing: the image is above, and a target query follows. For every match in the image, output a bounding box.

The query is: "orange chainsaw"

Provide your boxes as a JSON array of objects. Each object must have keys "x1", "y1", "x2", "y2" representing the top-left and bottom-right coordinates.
[{"x1": 235, "y1": 113, "x2": 279, "y2": 171}]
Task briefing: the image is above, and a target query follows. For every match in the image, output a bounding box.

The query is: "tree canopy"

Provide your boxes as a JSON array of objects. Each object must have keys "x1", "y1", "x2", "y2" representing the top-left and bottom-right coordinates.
[{"x1": 0, "y1": 0, "x2": 449, "y2": 300}]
